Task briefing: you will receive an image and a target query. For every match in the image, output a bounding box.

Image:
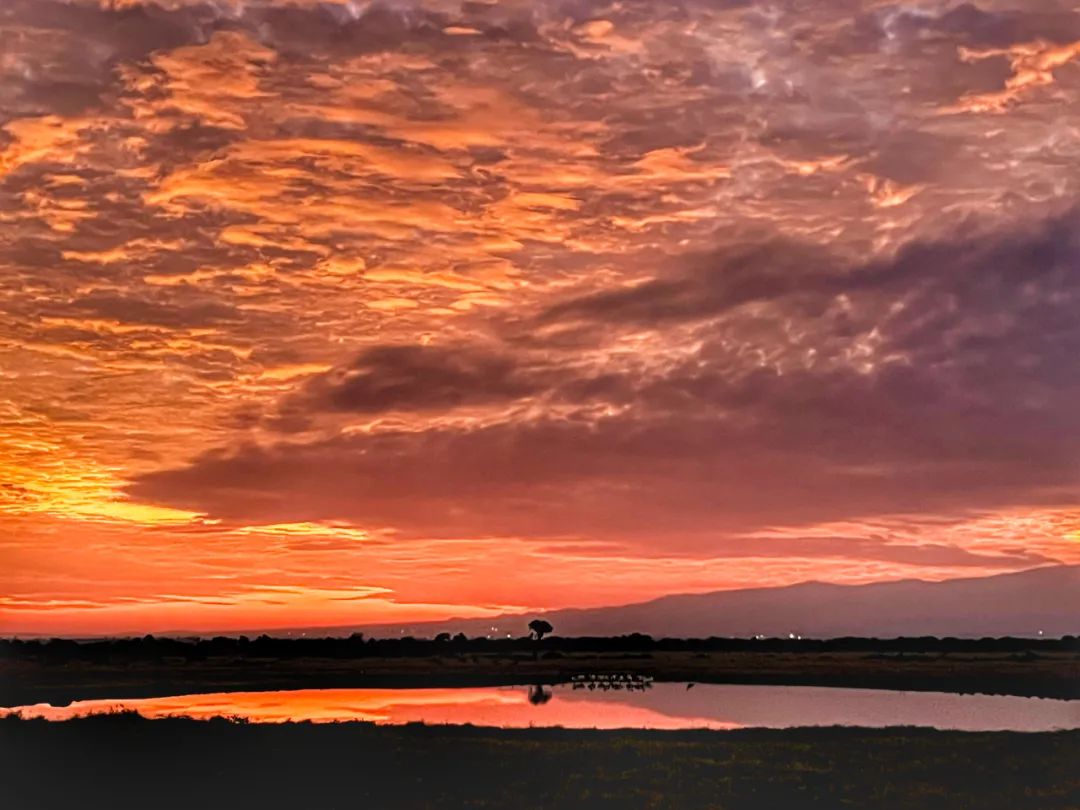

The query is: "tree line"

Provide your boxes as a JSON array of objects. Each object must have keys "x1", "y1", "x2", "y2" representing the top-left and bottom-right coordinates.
[{"x1": 1, "y1": 631, "x2": 1076, "y2": 664}]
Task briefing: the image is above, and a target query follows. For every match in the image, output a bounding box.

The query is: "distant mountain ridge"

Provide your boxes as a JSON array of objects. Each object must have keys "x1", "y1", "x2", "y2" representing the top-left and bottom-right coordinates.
[
  {"x1": 47, "y1": 565, "x2": 1078, "y2": 640},
  {"x1": 351, "y1": 565, "x2": 1080, "y2": 640}
]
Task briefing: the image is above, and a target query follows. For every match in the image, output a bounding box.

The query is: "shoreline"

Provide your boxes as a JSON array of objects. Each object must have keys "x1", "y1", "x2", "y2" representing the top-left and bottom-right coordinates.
[{"x1": 4, "y1": 648, "x2": 1078, "y2": 705}]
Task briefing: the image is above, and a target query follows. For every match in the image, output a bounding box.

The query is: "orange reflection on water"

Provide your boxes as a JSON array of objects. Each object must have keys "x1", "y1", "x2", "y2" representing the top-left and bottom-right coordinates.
[
  {"x1": 2, "y1": 687, "x2": 736, "y2": 729},
  {"x1": 8, "y1": 684, "x2": 1076, "y2": 731}
]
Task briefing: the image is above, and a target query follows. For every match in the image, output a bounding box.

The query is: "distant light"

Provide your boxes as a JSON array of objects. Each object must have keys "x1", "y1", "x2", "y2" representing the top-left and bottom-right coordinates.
[
  {"x1": 1038, "y1": 630, "x2": 1044, "y2": 636},
  {"x1": 788, "y1": 633, "x2": 796, "y2": 640}
]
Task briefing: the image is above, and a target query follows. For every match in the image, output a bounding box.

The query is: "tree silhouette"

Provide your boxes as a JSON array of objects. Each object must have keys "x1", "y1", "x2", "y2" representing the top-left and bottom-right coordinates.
[
  {"x1": 528, "y1": 619, "x2": 554, "y2": 640},
  {"x1": 528, "y1": 684, "x2": 553, "y2": 705}
]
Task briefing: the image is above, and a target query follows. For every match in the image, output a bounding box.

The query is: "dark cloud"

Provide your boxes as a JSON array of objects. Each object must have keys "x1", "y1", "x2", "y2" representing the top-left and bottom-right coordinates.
[
  {"x1": 283, "y1": 343, "x2": 546, "y2": 415},
  {"x1": 930, "y1": 3, "x2": 1080, "y2": 47},
  {"x1": 65, "y1": 290, "x2": 241, "y2": 329},
  {"x1": 0, "y1": 0, "x2": 208, "y2": 121},
  {"x1": 131, "y1": 210, "x2": 1080, "y2": 545},
  {"x1": 538, "y1": 237, "x2": 832, "y2": 329},
  {"x1": 127, "y1": 401, "x2": 1073, "y2": 548},
  {"x1": 543, "y1": 209, "x2": 1080, "y2": 380}
]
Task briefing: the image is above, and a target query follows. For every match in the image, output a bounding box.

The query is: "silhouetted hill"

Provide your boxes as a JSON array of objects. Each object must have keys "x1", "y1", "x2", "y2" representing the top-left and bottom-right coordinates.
[
  {"x1": 358, "y1": 565, "x2": 1080, "y2": 639},
  {"x1": 44, "y1": 565, "x2": 1078, "y2": 641}
]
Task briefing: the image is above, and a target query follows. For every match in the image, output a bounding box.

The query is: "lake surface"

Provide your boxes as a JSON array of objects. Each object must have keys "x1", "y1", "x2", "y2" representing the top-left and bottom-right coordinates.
[{"x1": 4, "y1": 683, "x2": 1077, "y2": 731}]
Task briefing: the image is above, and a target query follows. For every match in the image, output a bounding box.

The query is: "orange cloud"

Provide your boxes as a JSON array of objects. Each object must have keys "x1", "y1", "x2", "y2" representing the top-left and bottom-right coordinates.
[
  {"x1": 952, "y1": 39, "x2": 1080, "y2": 113},
  {"x1": 2, "y1": 0, "x2": 1079, "y2": 636}
]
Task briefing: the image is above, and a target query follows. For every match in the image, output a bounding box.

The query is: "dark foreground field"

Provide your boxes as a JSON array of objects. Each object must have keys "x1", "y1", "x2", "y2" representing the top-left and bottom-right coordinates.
[{"x1": 2, "y1": 715, "x2": 1077, "y2": 809}]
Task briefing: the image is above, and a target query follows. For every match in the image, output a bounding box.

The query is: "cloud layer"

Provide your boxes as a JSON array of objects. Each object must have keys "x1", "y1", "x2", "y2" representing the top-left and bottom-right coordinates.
[
  {"x1": 130, "y1": 214, "x2": 1080, "y2": 548},
  {"x1": 3, "y1": 0, "x2": 1080, "y2": 632}
]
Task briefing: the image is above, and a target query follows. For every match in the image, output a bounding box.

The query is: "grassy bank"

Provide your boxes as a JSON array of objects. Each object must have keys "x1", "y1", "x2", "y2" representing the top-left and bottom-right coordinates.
[
  {"x1": 4, "y1": 647, "x2": 1079, "y2": 705},
  {"x1": 2, "y1": 714, "x2": 1077, "y2": 809}
]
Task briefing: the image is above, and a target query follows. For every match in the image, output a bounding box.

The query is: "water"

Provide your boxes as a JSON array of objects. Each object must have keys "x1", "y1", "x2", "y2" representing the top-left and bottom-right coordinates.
[{"x1": 4, "y1": 683, "x2": 1077, "y2": 730}]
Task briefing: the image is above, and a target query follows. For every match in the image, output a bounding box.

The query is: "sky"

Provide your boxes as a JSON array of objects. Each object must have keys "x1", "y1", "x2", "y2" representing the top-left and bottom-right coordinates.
[{"x1": 2, "y1": 0, "x2": 1080, "y2": 636}]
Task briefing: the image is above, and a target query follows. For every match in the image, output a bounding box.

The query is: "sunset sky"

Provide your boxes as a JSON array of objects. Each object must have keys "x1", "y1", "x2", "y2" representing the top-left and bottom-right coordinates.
[{"x1": 2, "y1": 0, "x2": 1080, "y2": 636}]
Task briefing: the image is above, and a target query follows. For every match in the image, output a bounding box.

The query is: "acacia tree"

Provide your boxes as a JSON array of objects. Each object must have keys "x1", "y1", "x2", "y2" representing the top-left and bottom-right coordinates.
[
  {"x1": 528, "y1": 619, "x2": 554, "y2": 640},
  {"x1": 528, "y1": 684, "x2": 553, "y2": 705}
]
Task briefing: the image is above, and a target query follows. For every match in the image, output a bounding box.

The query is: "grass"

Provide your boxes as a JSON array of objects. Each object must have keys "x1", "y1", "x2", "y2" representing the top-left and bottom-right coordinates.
[{"x1": 2, "y1": 713, "x2": 1077, "y2": 809}]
